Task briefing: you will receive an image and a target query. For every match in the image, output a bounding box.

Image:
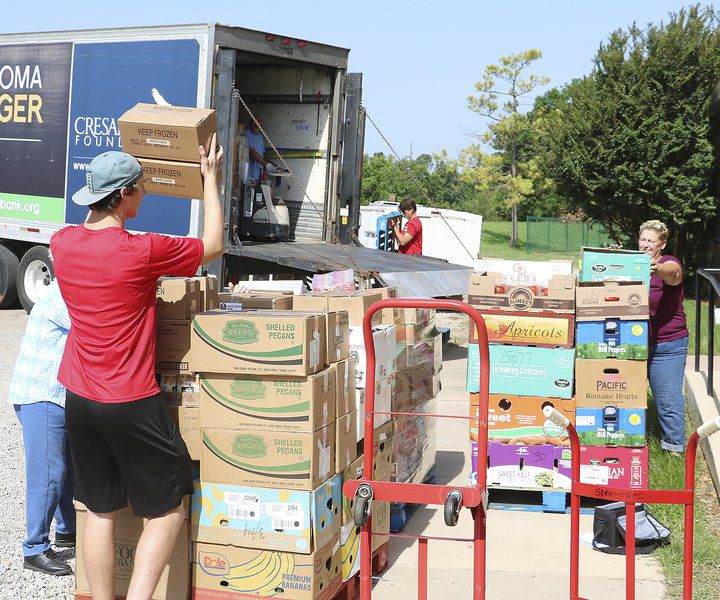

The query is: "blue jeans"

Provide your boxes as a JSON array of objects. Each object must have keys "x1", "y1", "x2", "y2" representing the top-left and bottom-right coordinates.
[
  {"x1": 14, "y1": 402, "x2": 75, "y2": 557},
  {"x1": 648, "y1": 335, "x2": 689, "y2": 452}
]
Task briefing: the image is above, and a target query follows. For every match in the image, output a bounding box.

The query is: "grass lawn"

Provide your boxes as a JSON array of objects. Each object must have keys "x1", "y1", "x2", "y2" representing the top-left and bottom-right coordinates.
[
  {"x1": 684, "y1": 298, "x2": 720, "y2": 356},
  {"x1": 647, "y1": 398, "x2": 720, "y2": 599},
  {"x1": 480, "y1": 220, "x2": 582, "y2": 263}
]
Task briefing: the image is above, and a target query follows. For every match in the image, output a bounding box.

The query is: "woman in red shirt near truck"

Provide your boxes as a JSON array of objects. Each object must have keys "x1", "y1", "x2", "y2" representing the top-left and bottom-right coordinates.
[
  {"x1": 392, "y1": 197, "x2": 423, "y2": 255},
  {"x1": 639, "y1": 219, "x2": 689, "y2": 455},
  {"x1": 51, "y1": 137, "x2": 224, "y2": 600}
]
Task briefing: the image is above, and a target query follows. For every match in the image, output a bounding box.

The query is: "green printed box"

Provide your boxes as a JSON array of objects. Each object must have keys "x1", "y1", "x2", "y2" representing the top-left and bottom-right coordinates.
[{"x1": 580, "y1": 248, "x2": 651, "y2": 286}]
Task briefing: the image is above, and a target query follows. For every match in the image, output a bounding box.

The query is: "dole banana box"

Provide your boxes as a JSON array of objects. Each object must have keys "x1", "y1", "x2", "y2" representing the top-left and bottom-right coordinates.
[
  {"x1": 576, "y1": 320, "x2": 648, "y2": 360},
  {"x1": 575, "y1": 281, "x2": 649, "y2": 321},
  {"x1": 192, "y1": 538, "x2": 341, "y2": 600},
  {"x1": 469, "y1": 310, "x2": 575, "y2": 349},
  {"x1": 118, "y1": 103, "x2": 217, "y2": 162},
  {"x1": 155, "y1": 320, "x2": 192, "y2": 374},
  {"x1": 191, "y1": 476, "x2": 341, "y2": 554},
  {"x1": 335, "y1": 411, "x2": 358, "y2": 473},
  {"x1": 75, "y1": 509, "x2": 189, "y2": 600},
  {"x1": 466, "y1": 344, "x2": 575, "y2": 399},
  {"x1": 575, "y1": 359, "x2": 648, "y2": 408},
  {"x1": 201, "y1": 425, "x2": 335, "y2": 491},
  {"x1": 575, "y1": 407, "x2": 646, "y2": 447},
  {"x1": 156, "y1": 277, "x2": 203, "y2": 320},
  {"x1": 469, "y1": 394, "x2": 575, "y2": 444},
  {"x1": 192, "y1": 310, "x2": 326, "y2": 376},
  {"x1": 199, "y1": 369, "x2": 335, "y2": 432},
  {"x1": 467, "y1": 271, "x2": 576, "y2": 314},
  {"x1": 473, "y1": 258, "x2": 573, "y2": 287},
  {"x1": 334, "y1": 357, "x2": 356, "y2": 417},
  {"x1": 580, "y1": 247, "x2": 651, "y2": 286},
  {"x1": 340, "y1": 498, "x2": 389, "y2": 582}
]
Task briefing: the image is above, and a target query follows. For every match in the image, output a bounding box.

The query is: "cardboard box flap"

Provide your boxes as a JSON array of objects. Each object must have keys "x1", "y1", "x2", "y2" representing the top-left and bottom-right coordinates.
[{"x1": 120, "y1": 103, "x2": 214, "y2": 127}]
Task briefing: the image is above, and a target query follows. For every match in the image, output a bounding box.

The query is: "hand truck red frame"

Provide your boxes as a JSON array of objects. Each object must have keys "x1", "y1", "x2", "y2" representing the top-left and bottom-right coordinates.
[
  {"x1": 343, "y1": 298, "x2": 491, "y2": 600},
  {"x1": 544, "y1": 406, "x2": 720, "y2": 600}
]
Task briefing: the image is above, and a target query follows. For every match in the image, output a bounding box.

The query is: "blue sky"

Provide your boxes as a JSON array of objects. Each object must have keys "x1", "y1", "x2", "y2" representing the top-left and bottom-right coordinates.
[{"x1": 3, "y1": 0, "x2": 706, "y2": 158}]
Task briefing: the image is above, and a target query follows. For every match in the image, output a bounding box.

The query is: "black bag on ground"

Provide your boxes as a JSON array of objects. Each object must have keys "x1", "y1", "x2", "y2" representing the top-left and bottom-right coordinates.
[{"x1": 592, "y1": 502, "x2": 671, "y2": 555}]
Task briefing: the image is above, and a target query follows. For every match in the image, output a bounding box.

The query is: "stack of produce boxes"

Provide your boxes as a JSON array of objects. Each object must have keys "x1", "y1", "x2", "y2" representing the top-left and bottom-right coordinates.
[
  {"x1": 569, "y1": 247, "x2": 652, "y2": 490},
  {"x1": 291, "y1": 290, "x2": 392, "y2": 584},
  {"x1": 466, "y1": 259, "x2": 577, "y2": 491},
  {"x1": 190, "y1": 305, "x2": 345, "y2": 600}
]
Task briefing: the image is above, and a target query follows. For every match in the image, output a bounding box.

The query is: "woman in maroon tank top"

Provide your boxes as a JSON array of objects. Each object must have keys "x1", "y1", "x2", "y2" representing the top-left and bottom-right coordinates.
[{"x1": 640, "y1": 220, "x2": 689, "y2": 455}]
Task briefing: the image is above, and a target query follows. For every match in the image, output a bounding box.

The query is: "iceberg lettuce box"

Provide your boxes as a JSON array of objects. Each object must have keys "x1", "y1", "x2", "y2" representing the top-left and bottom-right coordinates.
[
  {"x1": 192, "y1": 537, "x2": 341, "y2": 600},
  {"x1": 199, "y1": 369, "x2": 335, "y2": 432},
  {"x1": 191, "y1": 476, "x2": 341, "y2": 554},
  {"x1": 580, "y1": 247, "x2": 651, "y2": 286},
  {"x1": 576, "y1": 320, "x2": 648, "y2": 360},
  {"x1": 191, "y1": 310, "x2": 326, "y2": 376},
  {"x1": 467, "y1": 344, "x2": 575, "y2": 399},
  {"x1": 200, "y1": 425, "x2": 335, "y2": 491}
]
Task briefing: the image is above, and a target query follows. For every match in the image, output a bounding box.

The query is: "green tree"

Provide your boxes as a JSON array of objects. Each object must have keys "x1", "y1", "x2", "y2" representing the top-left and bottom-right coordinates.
[
  {"x1": 460, "y1": 50, "x2": 550, "y2": 246},
  {"x1": 542, "y1": 5, "x2": 720, "y2": 273}
]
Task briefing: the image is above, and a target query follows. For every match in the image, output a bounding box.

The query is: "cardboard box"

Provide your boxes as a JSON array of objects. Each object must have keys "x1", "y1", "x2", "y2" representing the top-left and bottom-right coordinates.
[
  {"x1": 469, "y1": 310, "x2": 575, "y2": 349},
  {"x1": 355, "y1": 388, "x2": 366, "y2": 441},
  {"x1": 580, "y1": 247, "x2": 651, "y2": 286},
  {"x1": 575, "y1": 359, "x2": 648, "y2": 408},
  {"x1": 376, "y1": 286, "x2": 401, "y2": 327},
  {"x1": 75, "y1": 509, "x2": 189, "y2": 600},
  {"x1": 472, "y1": 441, "x2": 559, "y2": 490},
  {"x1": 158, "y1": 373, "x2": 199, "y2": 407},
  {"x1": 200, "y1": 425, "x2": 335, "y2": 490},
  {"x1": 156, "y1": 277, "x2": 203, "y2": 320},
  {"x1": 192, "y1": 538, "x2": 341, "y2": 600},
  {"x1": 119, "y1": 103, "x2": 217, "y2": 162},
  {"x1": 396, "y1": 308, "x2": 437, "y2": 345},
  {"x1": 354, "y1": 377, "x2": 392, "y2": 437},
  {"x1": 467, "y1": 272, "x2": 576, "y2": 314},
  {"x1": 336, "y1": 411, "x2": 358, "y2": 473},
  {"x1": 565, "y1": 445, "x2": 649, "y2": 490},
  {"x1": 295, "y1": 310, "x2": 351, "y2": 364},
  {"x1": 293, "y1": 291, "x2": 382, "y2": 327},
  {"x1": 155, "y1": 319, "x2": 192, "y2": 374},
  {"x1": 473, "y1": 258, "x2": 573, "y2": 287},
  {"x1": 334, "y1": 357, "x2": 356, "y2": 417},
  {"x1": 575, "y1": 281, "x2": 649, "y2": 321},
  {"x1": 179, "y1": 405, "x2": 201, "y2": 460},
  {"x1": 192, "y1": 310, "x2": 326, "y2": 376},
  {"x1": 219, "y1": 291, "x2": 294, "y2": 310},
  {"x1": 467, "y1": 344, "x2": 575, "y2": 398},
  {"x1": 190, "y1": 276, "x2": 219, "y2": 311},
  {"x1": 576, "y1": 320, "x2": 648, "y2": 360},
  {"x1": 349, "y1": 324, "x2": 397, "y2": 388},
  {"x1": 470, "y1": 394, "x2": 575, "y2": 444},
  {"x1": 199, "y1": 369, "x2": 335, "y2": 432},
  {"x1": 575, "y1": 407, "x2": 646, "y2": 447},
  {"x1": 393, "y1": 365, "x2": 438, "y2": 413},
  {"x1": 191, "y1": 475, "x2": 341, "y2": 554},
  {"x1": 406, "y1": 332, "x2": 442, "y2": 374},
  {"x1": 372, "y1": 421, "x2": 394, "y2": 481},
  {"x1": 340, "y1": 498, "x2": 389, "y2": 582},
  {"x1": 139, "y1": 157, "x2": 205, "y2": 199}
]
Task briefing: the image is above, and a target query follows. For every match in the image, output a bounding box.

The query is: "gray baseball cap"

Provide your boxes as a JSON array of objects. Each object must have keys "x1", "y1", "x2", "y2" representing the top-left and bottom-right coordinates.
[{"x1": 72, "y1": 151, "x2": 142, "y2": 206}]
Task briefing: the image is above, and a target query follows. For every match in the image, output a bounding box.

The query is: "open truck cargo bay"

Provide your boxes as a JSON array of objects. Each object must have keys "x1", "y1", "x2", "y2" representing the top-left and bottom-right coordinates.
[{"x1": 0, "y1": 23, "x2": 471, "y2": 309}]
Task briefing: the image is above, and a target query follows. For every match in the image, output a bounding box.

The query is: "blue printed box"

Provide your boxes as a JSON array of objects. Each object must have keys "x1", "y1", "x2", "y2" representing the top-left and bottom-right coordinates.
[
  {"x1": 575, "y1": 407, "x2": 646, "y2": 447},
  {"x1": 467, "y1": 344, "x2": 575, "y2": 398},
  {"x1": 191, "y1": 475, "x2": 341, "y2": 554},
  {"x1": 580, "y1": 248, "x2": 651, "y2": 286},
  {"x1": 576, "y1": 320, "x2": 648, "y2": 360}
]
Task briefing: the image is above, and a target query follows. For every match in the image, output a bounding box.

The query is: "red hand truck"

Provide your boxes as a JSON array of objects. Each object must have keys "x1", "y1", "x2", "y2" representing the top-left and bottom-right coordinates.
[
  {"x1": 544, "y1": 406, "x2": 720, "y2": 600},
  {"x1": 343, "y1": 298, "x2": 491, "y2": 600}
]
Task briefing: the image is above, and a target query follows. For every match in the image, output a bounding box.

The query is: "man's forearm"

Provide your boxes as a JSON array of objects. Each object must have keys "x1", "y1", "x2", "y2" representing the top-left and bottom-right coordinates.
[{"x1": 201, "y1": 174, "x2": 224, "y2": 264}]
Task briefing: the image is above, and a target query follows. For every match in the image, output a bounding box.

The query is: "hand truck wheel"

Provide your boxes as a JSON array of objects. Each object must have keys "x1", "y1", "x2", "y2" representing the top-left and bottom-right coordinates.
[
  {"x1": 444, "y1": 489, "x2": 463, "y2": 527},
  {"x1": 353, "y1": 483, "x2": 374, "y2": 527}
]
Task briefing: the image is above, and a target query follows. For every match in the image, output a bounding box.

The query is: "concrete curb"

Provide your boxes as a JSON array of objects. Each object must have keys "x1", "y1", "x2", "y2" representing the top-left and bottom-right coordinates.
[{"x1": 684, "y1": 356, "x2": 720, "y2": 501}]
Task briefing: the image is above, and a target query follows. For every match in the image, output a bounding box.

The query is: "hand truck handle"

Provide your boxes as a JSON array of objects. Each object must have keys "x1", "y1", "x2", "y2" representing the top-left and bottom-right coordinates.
[
  {"x1": 697, "y1": 415, "x2": 720, "y2": 437},
  {"x1": 543, "y1": 405, "x2": 571, "y2": 428}
]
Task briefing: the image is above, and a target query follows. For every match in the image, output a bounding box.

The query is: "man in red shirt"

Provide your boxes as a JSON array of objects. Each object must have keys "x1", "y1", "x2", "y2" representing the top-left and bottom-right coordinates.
[
  {"x1": 392, "y1": 197, "x2": 423, "y2": 255},
  {"x1": 50, "y1": 137, "x2": 223, "y2": 600}
]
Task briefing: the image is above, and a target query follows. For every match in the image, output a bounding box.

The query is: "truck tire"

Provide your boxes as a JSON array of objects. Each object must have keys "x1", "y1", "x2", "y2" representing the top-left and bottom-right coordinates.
[
  {"x1": 17, "y1": 245, "x2": 54, "y2": 313},
  {"x1": 0, "y1": 244, "x2": 20, "y2": 309}
]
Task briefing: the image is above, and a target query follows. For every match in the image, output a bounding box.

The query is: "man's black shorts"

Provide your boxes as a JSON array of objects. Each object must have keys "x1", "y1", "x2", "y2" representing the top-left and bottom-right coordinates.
[{"x1": 65, "y1": 390, "x2": 193, "y2": 517}]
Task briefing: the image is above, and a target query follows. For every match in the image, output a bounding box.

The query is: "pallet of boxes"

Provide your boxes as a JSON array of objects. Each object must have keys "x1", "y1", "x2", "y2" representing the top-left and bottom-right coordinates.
[
  {"x1": 571, "y1": 248, "x2": 652, "y2": 490},
  {"x1": 292, "y1": 290, "x2": 393, "y2": 583},
  {"x1": 466, "y1": 259, "x2": 577, "y2": 509}
]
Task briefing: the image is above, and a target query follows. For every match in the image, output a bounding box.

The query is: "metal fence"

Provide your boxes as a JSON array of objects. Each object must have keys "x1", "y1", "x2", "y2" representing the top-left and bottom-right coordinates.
[{"x1": 526, "y1": 217, "x2": 613, "y2": 253}]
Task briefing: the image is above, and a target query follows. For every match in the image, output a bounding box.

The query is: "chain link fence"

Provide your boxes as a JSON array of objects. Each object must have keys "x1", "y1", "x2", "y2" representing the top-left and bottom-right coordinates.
[{"x1": 526, "y1": 217, "x2": 613, "y2": 253}]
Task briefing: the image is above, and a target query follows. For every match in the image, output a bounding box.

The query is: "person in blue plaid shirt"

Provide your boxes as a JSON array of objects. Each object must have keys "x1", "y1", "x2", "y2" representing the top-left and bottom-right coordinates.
[{"x1": 7, "y1": 279, "x2": 74, "y2": 576}]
